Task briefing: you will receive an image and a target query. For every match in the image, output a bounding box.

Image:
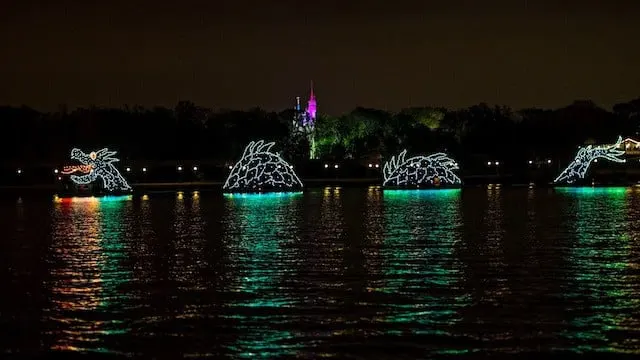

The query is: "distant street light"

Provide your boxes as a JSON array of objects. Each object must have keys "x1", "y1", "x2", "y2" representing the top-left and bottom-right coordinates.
[
  {"x1": 193, "y1": 166, "x2": 198, "y2": 171},
  {"x1": 126, "y1": 167, "x2": 131, "y2": 172},
  {"x1": 375, "y1": 164, "x2": 379, "y2": 168},
  {"x1": 177, "y1": 166, "x2": 183, "y2": 171},
  {"x1": 54, "y1": 169, "x2": 59, "y2": 174},
  {"x1": 16, "y1": 169, "x2": 22, "y2": 174},
  {"x1": 142, "y1": 167, "x2": 147, "y2": 172},
  {"x1": 324, "y1": 164, "x2": 329, "y2": 169},
  {"x1": 334, "y1": 164, "x2": 339, "y2": 169}
]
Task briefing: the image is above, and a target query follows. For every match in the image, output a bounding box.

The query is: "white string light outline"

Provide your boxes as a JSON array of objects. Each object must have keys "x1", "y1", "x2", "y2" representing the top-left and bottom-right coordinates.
[
  {"x1": 383, "y1": 150, "x2": 462, "y2": 187},
  {"x1": 223, "y1": 140, "x2": 303, "y2": 192},
  {"x1": 68, "y1": 148, "x2": 132, "y2": 192},
  {"x1": 554, "y1": 136, "x2": 626, "y2": 184}
]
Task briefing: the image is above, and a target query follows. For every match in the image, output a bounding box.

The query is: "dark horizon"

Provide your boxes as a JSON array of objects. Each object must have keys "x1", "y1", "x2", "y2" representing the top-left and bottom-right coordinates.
[
  {"x1": 3, "y1": 96, "x2": 640, "y2": 115},
  {"x1": 2, "y1": 0, "x2": 640, "y2": 114}
]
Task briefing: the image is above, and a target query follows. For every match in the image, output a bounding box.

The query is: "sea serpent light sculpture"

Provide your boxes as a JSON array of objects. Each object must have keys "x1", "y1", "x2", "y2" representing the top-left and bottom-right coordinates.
[
  {"x1": 64, "y1": 148, "x2": 132, "y2": 192},
  {"x1": 383, "y1": 150, "x2": 462, "y2": 187},
  {"x1": 223, "y1": 140, "x2": 303, "y2": 192},
  {"x1": 554, "y1": 136, "x2": 626, "y2": 184}
]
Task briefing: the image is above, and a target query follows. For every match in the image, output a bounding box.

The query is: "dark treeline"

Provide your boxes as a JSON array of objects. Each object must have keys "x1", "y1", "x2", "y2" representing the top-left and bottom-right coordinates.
[{"x1": 2, "y1": 99, "x2": 640, "y2": 169}]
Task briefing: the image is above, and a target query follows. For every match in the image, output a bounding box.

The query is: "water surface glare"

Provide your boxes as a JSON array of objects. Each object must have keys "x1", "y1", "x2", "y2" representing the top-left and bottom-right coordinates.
[{"x1": 1, "y1": 187, "x2": 640, "y2": 358}]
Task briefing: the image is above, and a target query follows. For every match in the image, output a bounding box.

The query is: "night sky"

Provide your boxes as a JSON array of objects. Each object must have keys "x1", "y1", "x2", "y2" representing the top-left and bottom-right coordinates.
[{"x1": 2, "y1": 0, "x2": 639, "y2": 114}]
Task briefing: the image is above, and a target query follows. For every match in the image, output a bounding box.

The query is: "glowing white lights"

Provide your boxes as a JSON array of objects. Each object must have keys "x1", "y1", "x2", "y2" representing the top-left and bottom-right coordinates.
[
  {"x1": 193, "y1": 166, "x2": 198, "y2": 171},
  {"x1": 16, "y1": 169, "x2": 22, "y2": 174},
  {"x1": 68, "y1": 148, "x2": 132, "y2": 192},
  {"x1": 223, "y1": 140, "x2": 303, "y2": 192},
  {"x1": 554, "y1": 136, "x2": 625, "y2": 184},
  {"x1": 383, "y1": 150, "x2": 462, "y2": 187},
  {"x1": 142, "y1": 167, "x2": 147, "y2": 172},
  {"x1": 126, "y1": 167, "x2": 131, "y2": 172},
  {"x1": 177, "y1": 166, "x2": 183, "y2": 171}
]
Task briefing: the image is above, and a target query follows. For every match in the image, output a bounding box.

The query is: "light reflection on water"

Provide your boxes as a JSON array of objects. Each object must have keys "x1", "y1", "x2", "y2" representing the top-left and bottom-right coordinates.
[
  {"x1": 221, "y1": 191, "x2": 303, "y2": 358},
  {"x1": 45, "y1": 196, "x2": 134, "y2": 355},
  {"x1": 378, "y1": 188, "x2": 470, "y2": 354},
  {"x1": 558, "y1": 187, "x2": 640, "y2": 354},
  {"x1": 0, "y1": 188, "x2": 639, "y2": 357}
]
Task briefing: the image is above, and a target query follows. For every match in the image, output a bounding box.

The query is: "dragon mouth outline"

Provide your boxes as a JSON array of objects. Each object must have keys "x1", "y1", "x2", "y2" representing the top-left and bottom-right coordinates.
[
  {"x1": 60, "y1": 164, "x2": 94, "y2": 175},
  {"x1": 553, "y1": 136, "x2": 626, "y2": 184},
  {"x1": 64, "y1": 147, "x2": 132, "y2": 192}
]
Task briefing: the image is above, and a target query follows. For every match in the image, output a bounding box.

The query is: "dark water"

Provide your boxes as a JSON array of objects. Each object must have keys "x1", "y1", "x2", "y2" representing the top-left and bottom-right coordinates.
[{"x1": 1, "y1": 186, "x2": 640, "y2": 358}]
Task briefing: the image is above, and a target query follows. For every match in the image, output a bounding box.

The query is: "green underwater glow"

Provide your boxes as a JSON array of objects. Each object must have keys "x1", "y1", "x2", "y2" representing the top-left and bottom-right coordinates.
[
  {"x1": 554, "y1": 187, "x2": 628, "y2": 195},
  {"x1": 53, "y1": 195, "x2": 133, "y2": 203},
  {"x1": 223, "y1": 191, "x2": 303, "y2": 201},
  {"x1": 383, "y1": 188, "x2": 462, "y2": 199}
]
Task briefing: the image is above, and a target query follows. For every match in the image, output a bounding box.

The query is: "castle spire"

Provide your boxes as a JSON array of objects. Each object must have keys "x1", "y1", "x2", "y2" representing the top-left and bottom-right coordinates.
[{"x1": 306, "y1": 80, "x2": 317, "y2": 123}]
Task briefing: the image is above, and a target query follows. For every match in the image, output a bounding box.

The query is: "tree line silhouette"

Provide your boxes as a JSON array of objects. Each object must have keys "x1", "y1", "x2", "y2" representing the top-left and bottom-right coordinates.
[{"x1": 2, "y1": 98, "x2": 639, "y2": 173}]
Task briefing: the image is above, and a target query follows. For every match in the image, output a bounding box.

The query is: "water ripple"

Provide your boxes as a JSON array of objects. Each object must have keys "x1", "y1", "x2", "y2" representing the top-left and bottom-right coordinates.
[{"x1": 0, "y1": 188, "x2": 639, "y2": 357}]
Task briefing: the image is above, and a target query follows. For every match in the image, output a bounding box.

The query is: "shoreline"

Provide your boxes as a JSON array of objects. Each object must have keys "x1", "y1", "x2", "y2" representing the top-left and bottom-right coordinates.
[{"x1": 2, "y1": 178, "x2": 639, "y2": 193}]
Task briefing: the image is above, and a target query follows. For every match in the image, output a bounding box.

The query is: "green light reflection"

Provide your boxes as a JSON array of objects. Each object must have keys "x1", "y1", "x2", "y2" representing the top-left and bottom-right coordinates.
[
  {"x1": 47, "y1": 197, "x2": 133, "y2": 354},
  {"x1": 559, "y1": 187, "x2": 640, "y2": 354},
  {"x1": 555, "y1": 187, "x2": 628, "y2": 195},
  {"x1": 378, "y1": 188, "x2": 470, "y2": 345},
  {"x1": 222, "y1": 192, "x2": 302, "y2": 358}
]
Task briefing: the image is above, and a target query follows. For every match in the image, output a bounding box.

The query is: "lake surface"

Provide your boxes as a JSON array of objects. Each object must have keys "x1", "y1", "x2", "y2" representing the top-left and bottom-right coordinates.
[{"x1": 1, "y1": 186, "x2": 640, "y2": 358}]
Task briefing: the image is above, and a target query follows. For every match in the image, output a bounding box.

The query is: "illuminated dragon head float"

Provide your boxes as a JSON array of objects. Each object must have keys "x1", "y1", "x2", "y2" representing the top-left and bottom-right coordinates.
[
  {"x1": 554, "y1": 136, "x2": 625, "y2": 184},
  {"x1": 383, "y1": 150, "x2": 462, "y2": 187},
  {"x1": 65, "y1": 148, "x2": 132, "y2": 192},
  {"x1": 223, "y1": 140, "x2": 303, "y2": 192}
]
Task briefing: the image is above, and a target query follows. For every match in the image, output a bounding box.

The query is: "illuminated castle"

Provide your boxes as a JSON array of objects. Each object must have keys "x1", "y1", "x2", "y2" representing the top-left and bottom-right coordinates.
[
  {"x1": 293, "y1": 81, "x2": 318, "y2": 159},
  {"x1": 306, "y1": 81, "x2": 317, "y2": 125},
  {"x1": 294, "y1": 81, "x2": 317, "y2": 127}
]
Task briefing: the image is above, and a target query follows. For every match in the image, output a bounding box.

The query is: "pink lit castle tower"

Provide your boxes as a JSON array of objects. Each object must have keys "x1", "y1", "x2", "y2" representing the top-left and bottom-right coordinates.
[
  {"x1": 305, "y1": 81, "x2": 317, "y2": 126},
  {"x1": 292, "y1": 81, "x2": 318, "y2": 159}
]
